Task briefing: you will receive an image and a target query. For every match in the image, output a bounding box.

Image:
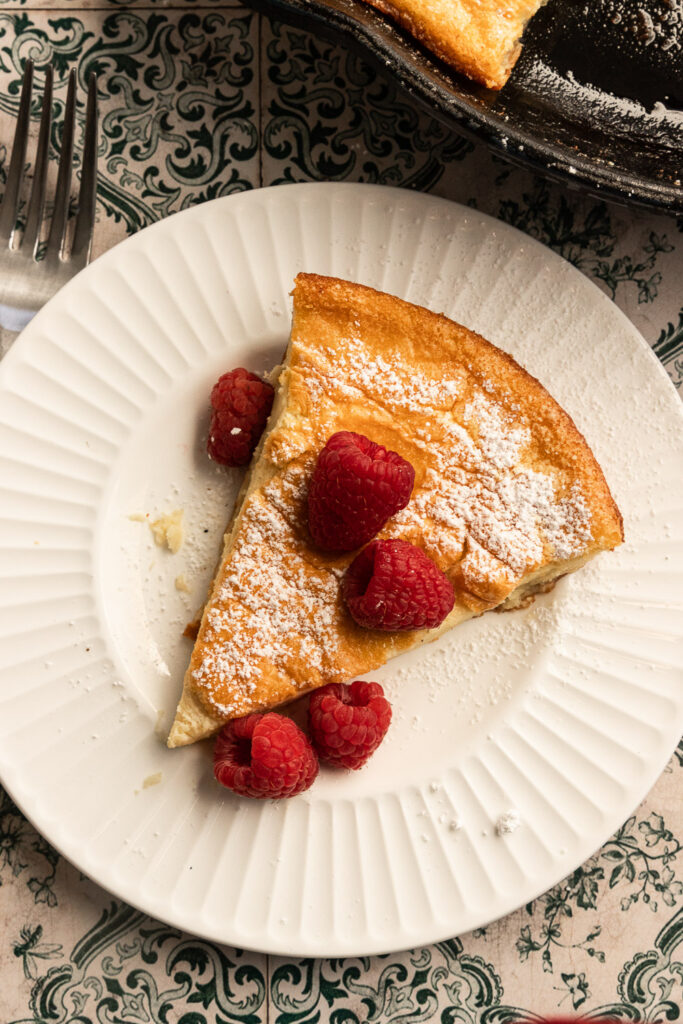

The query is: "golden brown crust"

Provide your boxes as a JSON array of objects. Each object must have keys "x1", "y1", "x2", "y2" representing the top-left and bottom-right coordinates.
[
  {"x1": 363, "y1": 0, "x2": 547, "y2": 89},
  {"x1": 168, "y1": 273, "x2": 622, "y2": 747},
  {"x1": 293, "y1": 274, "x2": 622, "y2": 548}
]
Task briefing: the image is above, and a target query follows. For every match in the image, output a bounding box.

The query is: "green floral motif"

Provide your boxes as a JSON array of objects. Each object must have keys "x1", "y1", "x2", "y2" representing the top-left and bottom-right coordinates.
[
  {"x1": 498, "y1": 180, "x2": 673, "y2": 303},
  {"x1": 0, "y1": 13, "x2": 94, "y2": 82},
  {"x1": 10, "y1": 887, "x2": 683, "y2": 1024},
  {"x1": 0, "y1": 788, "x2": 59, "y2": 907},
  {"x1": 24, "y1": 900, "x2": 267, "y2": 1024},
  {"x1": 26, "y1": 834, "x2": 59, "y2": 907},
  {"x1": 592, "y1": 907, "x2": 683, "y2": 1022},
  {"x1": 674, "y1": 737, "x2": 683, "y2": 769},
  {"x1": 266, "y1": 910, "x2": 683, "y2": 1021},
  {"x1": 516, "y1": 868, "x2": 605, "y2": 975},
  {"x1": 653, "y1": 308, "x2": 683, "y2": 391},
  {"x1": 516, "y1": 809, "x2": 683, "y2": 978},
  {"x1": 0, "y1": 9, "x2": 259, "y2": 237},
  {"x1": 270, "y1": 943, "x2": 525, "y2": 1024},
  {"x1": 605, "y1": 814, "x2": 683, "y2": 914},
  {"x1": 263, "y1": 20, "x2": 472, "y2": 189},
  {"x1": 89, "y1": 11, "x2": 258, "y2": 206}
]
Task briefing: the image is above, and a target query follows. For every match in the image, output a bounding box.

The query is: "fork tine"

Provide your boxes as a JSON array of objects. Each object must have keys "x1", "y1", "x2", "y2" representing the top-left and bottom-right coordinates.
[
  {"x1": 70, "y1": 73, "x2": 98, "y2": 266},
  {"x1": 22, "y1": 66, "x2": 53, "y2": 255},
  {"x1": 44, "y1": 68, "x2": 76, "y2": 261},
  {"x1": 0, "y1": 59, "x2": 34, "y2": 243}
]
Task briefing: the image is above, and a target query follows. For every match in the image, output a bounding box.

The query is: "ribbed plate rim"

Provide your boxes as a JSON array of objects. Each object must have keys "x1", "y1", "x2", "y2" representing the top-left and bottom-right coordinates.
[{"x1": 0, "y1": 183, "x2": 681, "y2": 956}]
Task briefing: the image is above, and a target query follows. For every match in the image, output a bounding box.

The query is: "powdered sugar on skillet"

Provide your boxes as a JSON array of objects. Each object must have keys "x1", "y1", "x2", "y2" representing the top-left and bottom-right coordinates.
[
  {"x1": 525, "y1": 59, "x2": 683, "y2": 142},
  {"x1": 595, "y1": 0, "x2": 683, "y2": 53}
]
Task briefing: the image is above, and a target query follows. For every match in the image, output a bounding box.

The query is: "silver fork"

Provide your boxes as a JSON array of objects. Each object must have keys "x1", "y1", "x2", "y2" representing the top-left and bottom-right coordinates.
[{"x1": 0, "y1": 61, "x2": 98, "y2": 348}]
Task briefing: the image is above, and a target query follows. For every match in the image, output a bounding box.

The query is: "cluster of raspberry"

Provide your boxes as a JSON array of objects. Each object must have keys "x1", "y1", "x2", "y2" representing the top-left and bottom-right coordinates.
[{"x1": 205, "y1": 369, "x2": 455, "y2": 799}]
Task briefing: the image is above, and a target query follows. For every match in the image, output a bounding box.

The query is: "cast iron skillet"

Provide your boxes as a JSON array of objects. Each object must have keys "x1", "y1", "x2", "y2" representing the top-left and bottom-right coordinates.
[{"x1": 246, "y1": 0, "x2": 683, "y2": 214}]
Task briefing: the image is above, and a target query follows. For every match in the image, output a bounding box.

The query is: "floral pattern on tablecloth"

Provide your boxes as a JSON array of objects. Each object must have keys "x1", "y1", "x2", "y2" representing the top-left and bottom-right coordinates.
[{"x1": 0, "y1": 3, "x2": 681, "y2": 1021}]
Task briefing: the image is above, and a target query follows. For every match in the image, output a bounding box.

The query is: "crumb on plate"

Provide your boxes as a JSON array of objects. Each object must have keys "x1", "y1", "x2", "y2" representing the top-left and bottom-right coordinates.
[
  {"x1": 495, "y1": 809, "x2": 521, "y2": 836},
  {"x1": 150, "y1": 509, "x2": 184, "y2": 553}
]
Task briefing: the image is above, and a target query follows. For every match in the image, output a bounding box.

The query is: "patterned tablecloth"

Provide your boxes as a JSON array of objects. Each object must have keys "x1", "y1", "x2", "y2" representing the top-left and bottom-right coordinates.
[{"x1": 0, "y1": 2, "x2": 682, "y2": 1020}]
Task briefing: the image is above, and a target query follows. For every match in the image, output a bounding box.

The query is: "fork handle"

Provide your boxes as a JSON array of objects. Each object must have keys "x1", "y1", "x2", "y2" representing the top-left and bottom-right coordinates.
[
  {"x1": 0, "y1": 303, "x2": 34, "y2": 333},
  {"x1": 0, "y1": 310, "x2": 33, "y2": 357}
]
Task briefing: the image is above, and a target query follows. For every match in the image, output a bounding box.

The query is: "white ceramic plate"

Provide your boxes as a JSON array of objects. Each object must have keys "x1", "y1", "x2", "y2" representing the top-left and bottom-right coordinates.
[{"x1": 0, "y1": 183, "x2": 681, "y2": 957}]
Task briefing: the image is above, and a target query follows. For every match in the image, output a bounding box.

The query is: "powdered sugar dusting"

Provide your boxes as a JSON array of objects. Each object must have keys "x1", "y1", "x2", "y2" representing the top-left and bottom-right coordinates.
[
  {"x1": 315, "y1": 336, "x2": 462, "y2": 414},
  {"x1": 465, "y1": 393, "x2": 531, "y2": 470},
  {"x1": 393, "y1": 393, "x2": 592, "y2": 579},
  {"x1": 387, "y1": 598, "x2": 564, "y2": 723},
  {"x1": 308, "y1": 341, "x2": 593, "y2": 582},
  {"x1": 193, "y1": 465, "x2": 341, "y2": 715},
  {"x1": 193, "y1": 319, "x2": 597, "y2": 710}
]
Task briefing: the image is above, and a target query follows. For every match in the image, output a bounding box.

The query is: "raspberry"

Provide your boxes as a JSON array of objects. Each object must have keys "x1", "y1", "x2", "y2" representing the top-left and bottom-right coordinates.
[
  {"x1": 213, "y1": 712, "x2": 318, "y2": 799},
  {"x1": 343, "y1": 538, "x2": 455, "y2": 631},
  {"x1": 308, "y1": 431, "x2": 415, "y2": 552},
  {"x1": 308, "y1": 680, "x2": 392, "y2": 770},
  {"x1": 207, "y1": 368, "x2": 274, "y2": 467}
]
